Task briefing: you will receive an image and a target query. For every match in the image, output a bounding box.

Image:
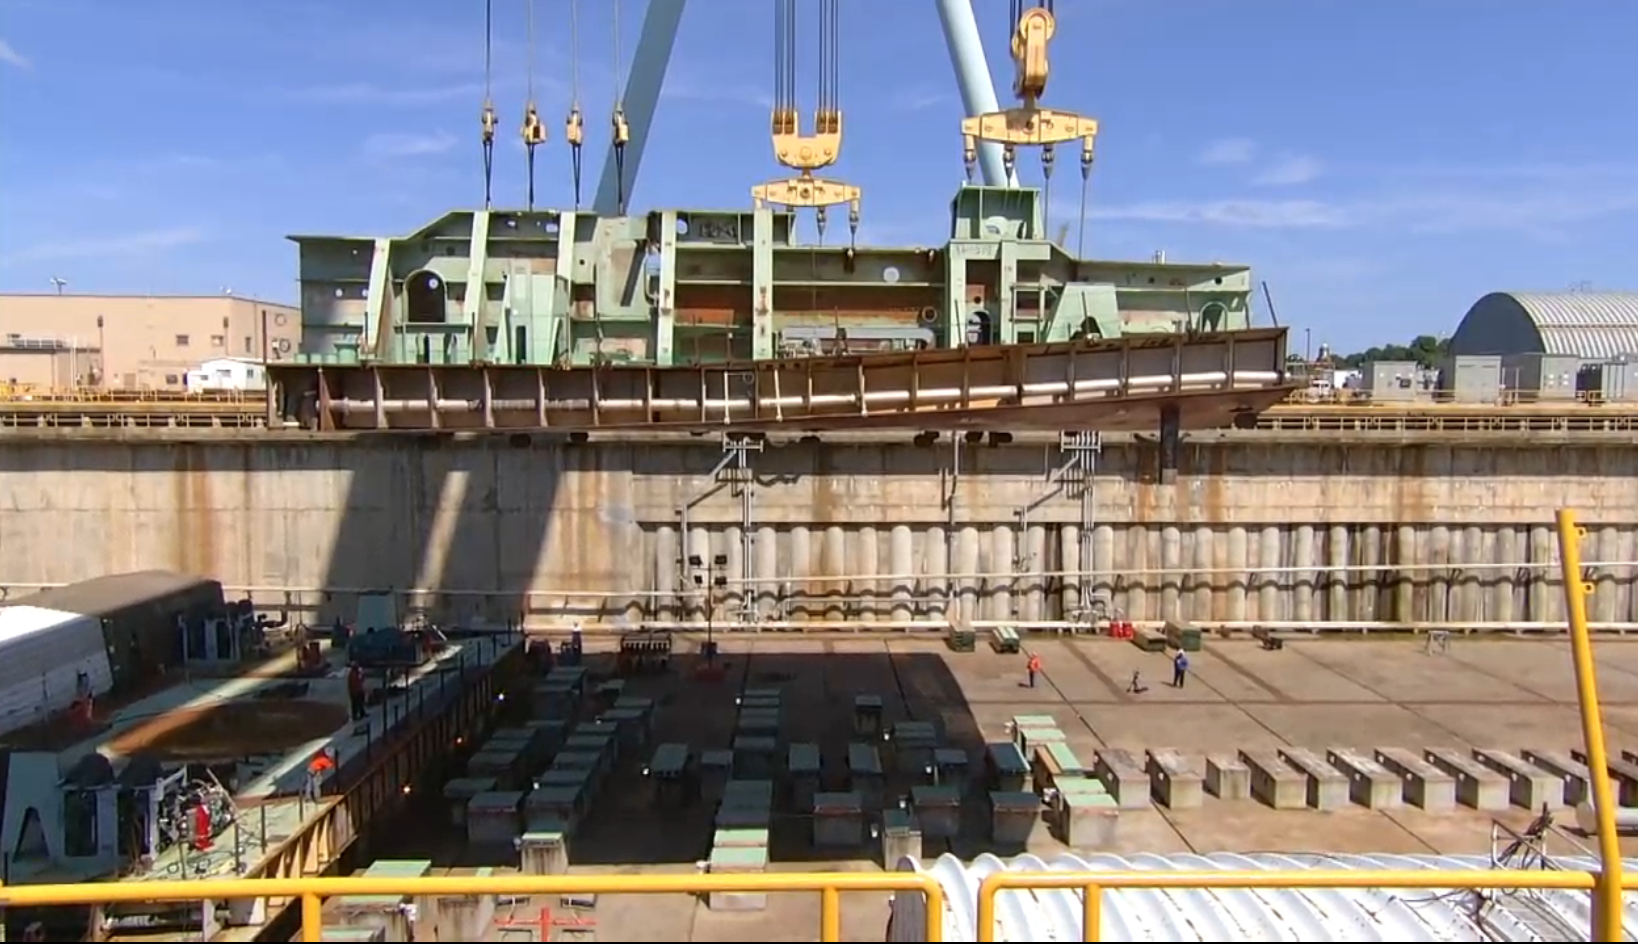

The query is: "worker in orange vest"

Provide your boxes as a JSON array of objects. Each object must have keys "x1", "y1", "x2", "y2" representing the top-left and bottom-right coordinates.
[
  {"x1": 1026, "y1": 651, "x2": 1042, "y2": 688},
  {"x1": 305, "y1": 748, "x2": 335, "y2": 802}
]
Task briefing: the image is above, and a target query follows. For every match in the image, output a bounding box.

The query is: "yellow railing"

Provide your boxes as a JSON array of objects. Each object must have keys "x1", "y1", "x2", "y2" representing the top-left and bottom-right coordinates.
[
  {"x1": 975, "y1": 867, "x2": 1604, "y2": 941},
  {"x1": 0, "y1": 384, "x2": 257, "y2": 404},
  {"x1": 1556, "y1": 507, "x2": 1625, "y2": 941},
  {"x1": 0, "y1": 865, "x2": 1627, "y2": 942},
  {"x1": 0, "y1": 871, "x2": 946, "y2": 942},
  {"x1": 0, "y1": 509, "x2": 1621, "y2": 942}
]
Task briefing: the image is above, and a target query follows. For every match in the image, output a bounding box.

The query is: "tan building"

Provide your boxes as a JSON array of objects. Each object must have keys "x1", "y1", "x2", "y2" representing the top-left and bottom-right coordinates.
[{"x1": 0, "y1": 294, "x2": 301, "y2": 391}]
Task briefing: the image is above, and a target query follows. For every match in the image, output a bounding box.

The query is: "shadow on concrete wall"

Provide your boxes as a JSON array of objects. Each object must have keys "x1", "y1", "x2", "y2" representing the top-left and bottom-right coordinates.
[{"x1": 315, "y1": 433, "x2": 568, "y2": 630}]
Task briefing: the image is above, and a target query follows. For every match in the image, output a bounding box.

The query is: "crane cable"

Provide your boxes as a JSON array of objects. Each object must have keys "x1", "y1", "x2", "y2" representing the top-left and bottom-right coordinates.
[
  {"x1": 1076, "y1": 165, "x2": 1091, "y2": 257},
  {"x1": 809, "y1": 0, "x2": 828, "y2": 244},
  {"x1": 611, "y1": 0, "x2": 631, "y2": 214},
  {"x1": 566, "y1": 0, "x2": 585, "y2": 208},
  {"x1": 825, "y1": 0, "x2": 855, "y2": 246},
  {"x1": 522, "y1": 0, "x2": 547, "y2": 211},
  {"x1": 773, "y1": 0, "x2": 791, "y2": 129},
  {"x1": 479, "y1": 0, "x2": 497, "y2": 209}
]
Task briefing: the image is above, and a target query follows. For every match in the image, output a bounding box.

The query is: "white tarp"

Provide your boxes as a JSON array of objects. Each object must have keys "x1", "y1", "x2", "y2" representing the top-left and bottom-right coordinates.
[{"x1": 0, "y1": 605, "x2": 114, "y2": 739}]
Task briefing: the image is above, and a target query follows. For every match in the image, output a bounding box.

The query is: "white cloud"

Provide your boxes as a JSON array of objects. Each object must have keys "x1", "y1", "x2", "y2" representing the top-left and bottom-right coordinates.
[
  {"x1": 1091, "y1": 183, "x2": 1638, "y2": 235},
  {"x1": 0, "y1": 38, "x2": 30, "y2": 70},
  {"x1": 1197, "y1": 138, "x2": 1256, "y2": 166},
  {"x1": 1096, "y1": 198, "x2": 1351, "y2": 229},
  {"x1": 4, "y1": 227, "x2": 207, "y2": 266},
  {"x1": 662, "y1": 75, "x2": 771, "y2": 110},
  {"x1": 1197, "y1": 139, "x2": 1323, "y2": 185},
  {"x1": 888, "y1": 86, "x2": 948, "y2": 112},
  {"x1": 1379, "y1": 161, "x2": 1638, "y2": 182},
  {"x1": 361, "y1": 131, "x2": 457, "y2": 159},
  {"x1": 1253, "y1": 154, "x2": 1324, "y2": 187},
  {"x1": 290, "y1": 82, "x2": 488, "y2": 107}
]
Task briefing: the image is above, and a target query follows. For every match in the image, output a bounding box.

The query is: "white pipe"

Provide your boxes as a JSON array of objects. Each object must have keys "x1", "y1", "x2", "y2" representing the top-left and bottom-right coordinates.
[
  {"x1": 3, "y1": 557, "x2": 1633, "y2": 603},
  {"x1": 1575, "y1": 802, "x2": 1638, "y2": 834},
  {"x1": 512, "y1": 619, "x2": 1638, "y2": 633},
  {"x1": 327, "y1": 371, "x2": 1287, "y2": 415},
  {"x1": 716, "y1": 557, "x2": 1637, "y2": 588},
  {"x1": 968, "y1": 619, "x2": 1638, "y2": 632}
]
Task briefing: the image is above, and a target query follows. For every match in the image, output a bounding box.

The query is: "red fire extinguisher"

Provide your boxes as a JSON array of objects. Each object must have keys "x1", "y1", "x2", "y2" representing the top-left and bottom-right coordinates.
[{"x1": 192, "y1": 804, "x2": 214, "y2": 851}]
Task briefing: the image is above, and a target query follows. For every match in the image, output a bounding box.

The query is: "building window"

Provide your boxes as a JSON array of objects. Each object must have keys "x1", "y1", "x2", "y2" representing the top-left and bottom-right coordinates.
[
  {"x1": 244, "y1": 336, "x2": 253, "y2": 354},
  {"x1": 175, "y1": 334, "x2": 190, "y2": 347},
  {"x1": 210, "y1": 334, "x2": 225, "y2": 347},
  {"x1": 164, "y1": 374, "x2": 179, "y2": 385}
]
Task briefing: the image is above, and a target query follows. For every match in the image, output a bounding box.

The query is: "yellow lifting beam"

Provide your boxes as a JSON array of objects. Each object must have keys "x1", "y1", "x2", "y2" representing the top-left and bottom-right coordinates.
[
  {"x1": 962, "y1": 3, "x2": 1098, "y2": 202},
  {"x1": 754, "y1": 0, "x2": 859, "y2": 242}
]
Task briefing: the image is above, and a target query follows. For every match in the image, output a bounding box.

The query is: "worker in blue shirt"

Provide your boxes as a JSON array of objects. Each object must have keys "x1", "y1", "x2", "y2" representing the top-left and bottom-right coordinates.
[{"x1": 1172, "y1": 650, "x2": 1189, "y2": 688}]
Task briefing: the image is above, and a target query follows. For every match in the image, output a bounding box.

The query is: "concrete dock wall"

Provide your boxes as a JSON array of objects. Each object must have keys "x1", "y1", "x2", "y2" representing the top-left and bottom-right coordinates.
[{"x1": 0, "y1": 435, "x2": 1633, "y2": 628}]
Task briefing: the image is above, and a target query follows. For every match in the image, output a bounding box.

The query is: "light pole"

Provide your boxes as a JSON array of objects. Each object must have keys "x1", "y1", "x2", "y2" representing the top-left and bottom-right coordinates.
[{"x1": 689, "y1": 552, "x2": 729, "y2": 663}]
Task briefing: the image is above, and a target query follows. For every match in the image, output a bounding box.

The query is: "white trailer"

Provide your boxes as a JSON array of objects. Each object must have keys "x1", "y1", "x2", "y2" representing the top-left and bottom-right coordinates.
[{"x1": 0, "y1": 605, "x2": 114, "y2": 739}]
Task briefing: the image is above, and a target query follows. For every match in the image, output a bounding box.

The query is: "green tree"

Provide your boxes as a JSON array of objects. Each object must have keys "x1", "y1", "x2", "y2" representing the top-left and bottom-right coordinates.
[{"x1": 1333, "y1": 334, "x2": 1449, "y2": 369}]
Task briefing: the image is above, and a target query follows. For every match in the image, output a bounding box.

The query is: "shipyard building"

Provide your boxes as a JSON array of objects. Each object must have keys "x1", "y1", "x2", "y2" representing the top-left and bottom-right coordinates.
[
  {"x1": 1441, "y1": 290, "x2": 1638, "y2": 402},
  {"x1": 0, "y1": 294, "x2": 300, "y2": 391}
]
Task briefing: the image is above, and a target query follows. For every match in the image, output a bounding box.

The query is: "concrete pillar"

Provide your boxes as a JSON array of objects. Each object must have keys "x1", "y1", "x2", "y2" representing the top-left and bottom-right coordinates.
[
  {"x1": 1225, "y1": 526, "x2": 1248, "y2": 622},
  {"x1": 889, "y1": 525, "x2": 914, "y2": 621},
  {"x1": 1326, "y1": 524, "x2": 1350, "y2": 622},
  {"x1": 1190, "y1": 527, "x2": 1213, "y2": 621},
  {"x1": 1160, "y1": 525, "x2": 1182, "y2": 620}
]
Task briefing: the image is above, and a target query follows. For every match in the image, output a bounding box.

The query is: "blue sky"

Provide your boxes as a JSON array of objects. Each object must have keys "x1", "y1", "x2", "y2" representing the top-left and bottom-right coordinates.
[{"x1": 0, "y1": 0, "x2": 1634, "y2": 353}]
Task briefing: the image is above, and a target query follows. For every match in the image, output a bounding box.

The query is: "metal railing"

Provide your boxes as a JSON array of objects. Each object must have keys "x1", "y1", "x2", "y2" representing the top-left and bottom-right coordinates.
[
  {"x1": 0, "y1": 864, "x2": 1626, "y2": 941},
  {"x1": 0, "y1": 384, "x2": 258, "y2": 404},
  {"x1": 971, "y1": 867, "x2": 1611, "y2": 941},
  {"x1": 0, "y1": 863, "x2": 1628, "y2": 942},
  {"x1": 0, "y1": 871, "x2": 946, "y2": 942}
]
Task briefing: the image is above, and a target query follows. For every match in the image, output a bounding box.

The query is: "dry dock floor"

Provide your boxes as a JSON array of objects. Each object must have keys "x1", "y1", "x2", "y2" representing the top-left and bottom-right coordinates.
[{"x1": 410, "y1": 635, "x2": 1638, "y2": 941}]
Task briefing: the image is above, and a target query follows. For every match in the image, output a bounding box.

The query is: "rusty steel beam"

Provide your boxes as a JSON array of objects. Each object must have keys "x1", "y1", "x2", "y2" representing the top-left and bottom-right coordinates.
[{"x1": 266, "y1": 328, "x2": 1295, "y2": 433}]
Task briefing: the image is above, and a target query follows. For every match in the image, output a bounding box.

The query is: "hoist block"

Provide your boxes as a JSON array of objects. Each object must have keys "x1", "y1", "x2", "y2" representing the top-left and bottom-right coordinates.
[
  {"x1": 751, "y1": 176, "x2": 861, "y2": 211},
  {"x1": 961, "y1": 107, "x2": 1099, "y2": 149}
]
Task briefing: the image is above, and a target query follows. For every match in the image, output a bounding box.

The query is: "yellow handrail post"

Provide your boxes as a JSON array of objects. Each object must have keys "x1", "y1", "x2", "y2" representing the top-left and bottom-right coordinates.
[
  {"x1": 300, "y1": 892, "x2": 323, "y2": 942},
  {"x1": 1555, "y1": 507, "x2": 1625, "y2": 942},
  {"x1": 820, "y1": 885, "x2": 842, "y2": 941},
  {"x1": 1082, "y1": 882, "x2": 1102, "y2": 941}
]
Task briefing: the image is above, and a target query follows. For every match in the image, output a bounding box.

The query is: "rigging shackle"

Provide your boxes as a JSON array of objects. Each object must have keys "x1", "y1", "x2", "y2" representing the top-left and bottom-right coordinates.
[
  {"x1": 611, "y1": 105, "x2": 631, "y2": 214},
  {"x1": 480, "y1": 99, "x2": 498, "y2": 209},
  {"x1": 520, "y1": 105, "x2": 547, "y2": 212},
  {"x1": 565, "y1": 106, "x2": 585, "y2": 209},
  {"x1": 521, "y1": 105, "x2": 547, "y2": 148}
]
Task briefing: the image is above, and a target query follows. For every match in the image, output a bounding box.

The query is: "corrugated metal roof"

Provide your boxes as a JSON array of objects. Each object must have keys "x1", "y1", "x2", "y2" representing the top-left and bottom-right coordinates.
[
  {"x1": 1505, "y1": 292, "x2": 1638, "y2": 359},
  {"x1": 898, "y1": 851, "x2": 1638, "y2": 941}
]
